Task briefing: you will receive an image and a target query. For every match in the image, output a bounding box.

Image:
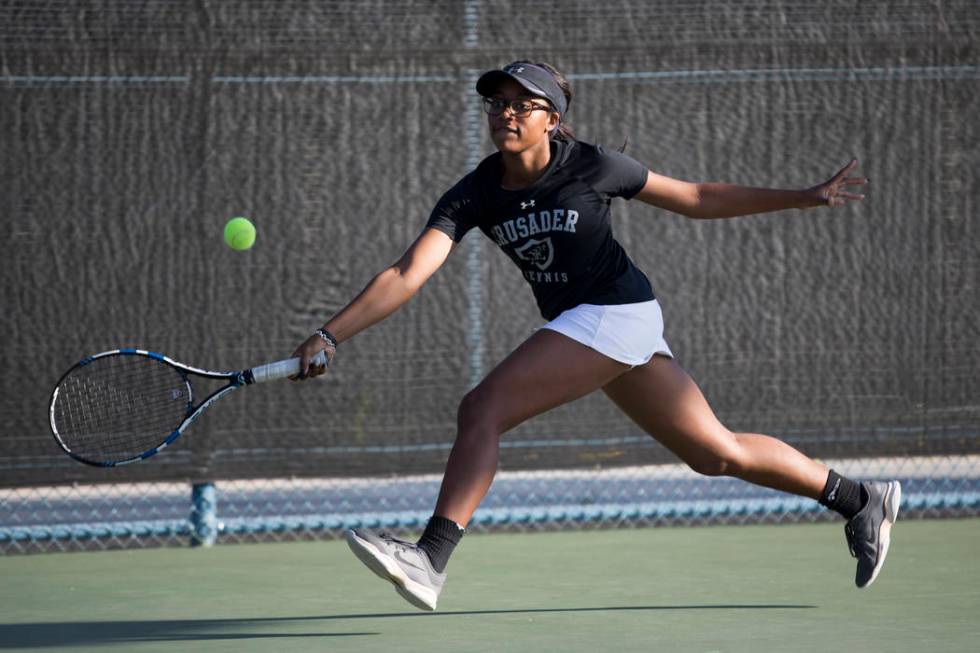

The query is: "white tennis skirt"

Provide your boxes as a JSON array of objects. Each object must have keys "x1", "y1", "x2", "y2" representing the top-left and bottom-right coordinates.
[{"x1": 539, "y1": 299, "x2": 673, "y2": 366}]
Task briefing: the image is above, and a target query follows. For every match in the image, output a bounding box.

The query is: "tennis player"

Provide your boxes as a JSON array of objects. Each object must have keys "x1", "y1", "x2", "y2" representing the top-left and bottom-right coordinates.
[{"x1": 291, "y1": 61, "x2": 900, "y2": 611}]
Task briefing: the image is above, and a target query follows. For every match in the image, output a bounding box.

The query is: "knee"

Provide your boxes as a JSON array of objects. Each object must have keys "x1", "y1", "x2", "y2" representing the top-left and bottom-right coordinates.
[
  {"x1": 456, "y1": 386, "x2": 501, "y2": 439},
  {"x1": 684, "y1": 438, "x2": 744, "y2": 478}
]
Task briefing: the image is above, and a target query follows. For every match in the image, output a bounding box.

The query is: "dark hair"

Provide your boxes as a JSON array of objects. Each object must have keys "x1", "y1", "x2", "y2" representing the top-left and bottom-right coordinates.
[{"x1": 511, "y1": 60, "x2": 575, "y2": 142}]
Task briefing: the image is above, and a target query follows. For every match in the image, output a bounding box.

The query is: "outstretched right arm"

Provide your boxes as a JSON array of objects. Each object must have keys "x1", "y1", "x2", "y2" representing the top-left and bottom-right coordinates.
[{"x1": 290, "y1": 227, "x2": 455, "y2": 379}]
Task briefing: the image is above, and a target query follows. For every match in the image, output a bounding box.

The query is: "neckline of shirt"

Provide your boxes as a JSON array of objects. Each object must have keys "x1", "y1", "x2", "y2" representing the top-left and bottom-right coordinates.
[{"x1": 494, "y1": 140, "x2": 570, "y2": 194}]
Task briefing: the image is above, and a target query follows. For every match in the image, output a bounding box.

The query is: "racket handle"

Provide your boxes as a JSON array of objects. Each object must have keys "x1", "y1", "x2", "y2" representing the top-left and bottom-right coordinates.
[{"x1": 249, "y1": 350, "x2": 328, "y2": 384}]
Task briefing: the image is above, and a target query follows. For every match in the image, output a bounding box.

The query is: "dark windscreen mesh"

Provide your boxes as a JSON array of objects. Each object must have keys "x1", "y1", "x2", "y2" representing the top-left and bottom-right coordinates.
[{"x1": 2, "y1": 1, "x2": 977, "y2": 486}]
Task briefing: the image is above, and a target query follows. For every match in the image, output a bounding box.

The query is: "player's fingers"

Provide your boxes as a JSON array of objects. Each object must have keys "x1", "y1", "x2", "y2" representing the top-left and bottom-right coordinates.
[
  {"x1": 832, "y1": 159, "x2": 858, "y2": 181},
  {"x1": 290, "y1": 342, "x2": 332, "y2": 381},
  {"x1": 837, "y1": 191, "x2": 865, "y2": 201},
  {"x1": 309, "y1": 348, "x2": 333, "y2": 377}
]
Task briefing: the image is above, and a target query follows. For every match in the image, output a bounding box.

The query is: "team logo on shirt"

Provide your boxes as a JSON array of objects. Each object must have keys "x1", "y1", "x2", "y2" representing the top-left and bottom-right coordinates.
[{"x1": 514, "y1": 237, "x2": 554, "y2": 270}]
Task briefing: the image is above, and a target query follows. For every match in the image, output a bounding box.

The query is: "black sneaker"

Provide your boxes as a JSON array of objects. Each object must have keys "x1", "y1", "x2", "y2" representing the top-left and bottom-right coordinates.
[
  {"x1": 346, "y1": 529, "x2": 446, "y2": 611},
  {"x1": 844, "y1": 480, "x2": 901, "y2": 588}
]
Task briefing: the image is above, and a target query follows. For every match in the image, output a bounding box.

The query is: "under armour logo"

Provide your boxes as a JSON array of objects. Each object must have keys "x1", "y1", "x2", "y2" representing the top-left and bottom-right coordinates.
[
  {"x1": 506, "y1": 65, "x2": 525, "y2": 74},
  {"x1": 520, "y1": 200, "x2": 535, "y2": 209}
]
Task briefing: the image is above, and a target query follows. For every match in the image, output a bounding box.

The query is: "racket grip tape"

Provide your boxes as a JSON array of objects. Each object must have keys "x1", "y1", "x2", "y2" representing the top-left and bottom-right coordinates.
[{"x1": 249, "y1": 350, "x2": 328, "y2": 384}]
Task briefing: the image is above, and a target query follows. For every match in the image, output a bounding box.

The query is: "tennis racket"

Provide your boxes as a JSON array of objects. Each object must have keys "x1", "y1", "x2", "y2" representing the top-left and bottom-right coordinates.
[{"x1": 48, "y1": 348, "x2": 327, "y2": 467}]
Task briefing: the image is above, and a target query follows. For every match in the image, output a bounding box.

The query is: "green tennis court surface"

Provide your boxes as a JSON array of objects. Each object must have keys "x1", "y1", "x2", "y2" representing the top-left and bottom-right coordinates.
[{"x1": 2, "y1": 520, "x2": 977, "y2": 652}]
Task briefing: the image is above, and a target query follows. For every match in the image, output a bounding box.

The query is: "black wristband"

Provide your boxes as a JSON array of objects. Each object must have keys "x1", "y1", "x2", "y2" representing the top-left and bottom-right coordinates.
[{"x1": 314, "y1": 328, "x2": 338, "y2": 348}]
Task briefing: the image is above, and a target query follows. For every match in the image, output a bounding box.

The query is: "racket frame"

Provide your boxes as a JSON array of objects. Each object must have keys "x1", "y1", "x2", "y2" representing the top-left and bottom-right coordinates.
[{"x1": 49, "y1": 347, "x2": 318, "y2": 467}]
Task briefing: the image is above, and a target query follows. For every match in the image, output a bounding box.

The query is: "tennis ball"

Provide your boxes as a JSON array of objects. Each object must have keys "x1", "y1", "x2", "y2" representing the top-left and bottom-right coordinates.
[{"x1": 224, "y1": 217, "x2": 256, "y2": 251}]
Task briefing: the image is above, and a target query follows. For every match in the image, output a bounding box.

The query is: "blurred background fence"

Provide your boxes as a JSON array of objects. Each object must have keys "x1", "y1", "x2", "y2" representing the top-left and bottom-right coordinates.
[{"x1": 1, "y1": 1, "x2": 978, "y2": 553}]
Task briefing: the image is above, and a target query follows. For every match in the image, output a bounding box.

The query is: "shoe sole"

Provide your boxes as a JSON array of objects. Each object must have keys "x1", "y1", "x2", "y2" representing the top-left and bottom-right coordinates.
[
  {"x1": 862, "y1": 481, "x2": 901, "y2": 588},
  {"x1": 345, "y1": 530, "x2": 438, "y2": 611}
]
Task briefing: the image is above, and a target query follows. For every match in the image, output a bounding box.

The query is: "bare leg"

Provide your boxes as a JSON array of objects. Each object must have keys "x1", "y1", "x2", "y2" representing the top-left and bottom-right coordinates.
[
  {"x1": 434, "y1": 329, "x2": 630, "y2": 526},
  {"x1": 602, "y1": 355, "x2": 828, "y2": 499}
]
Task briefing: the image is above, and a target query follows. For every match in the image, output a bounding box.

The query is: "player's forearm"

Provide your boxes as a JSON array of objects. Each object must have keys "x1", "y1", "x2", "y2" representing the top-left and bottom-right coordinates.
[
  {"x1": 690, "y1": 183, "x2": 823, "y2": 219},
  {"x1": 321, "y1": 266, "x2": 417, "y2": 343}
]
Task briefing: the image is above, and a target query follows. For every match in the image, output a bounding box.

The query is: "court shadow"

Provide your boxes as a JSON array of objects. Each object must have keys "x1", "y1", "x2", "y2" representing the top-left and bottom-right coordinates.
[
  {"x1": 0, "y1": 605, "x2": 812, "y2": 648},
  {"x1": 322, "y1": 603, "x2": 817, "y2": 620},
  {"x1": 0, "y1": 619, "x2": 376, "y2": 649}
]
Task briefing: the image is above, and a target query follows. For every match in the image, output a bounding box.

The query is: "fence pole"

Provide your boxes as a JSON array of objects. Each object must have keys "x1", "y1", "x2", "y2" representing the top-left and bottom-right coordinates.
[{"x1": 190, "y1": 482, "x2": 218, "y2": 547}]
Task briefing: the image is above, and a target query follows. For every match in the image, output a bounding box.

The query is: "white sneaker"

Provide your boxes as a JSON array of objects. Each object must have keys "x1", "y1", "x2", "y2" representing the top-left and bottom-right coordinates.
[{"x1": 346, "y1": 529, "x2": 447, "y2": 611}]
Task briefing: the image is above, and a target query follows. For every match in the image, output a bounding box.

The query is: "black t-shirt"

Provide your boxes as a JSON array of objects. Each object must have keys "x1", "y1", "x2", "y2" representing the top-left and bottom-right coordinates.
[{"x1": 426, "y1": 139, "x2": 655, "y2": 320}]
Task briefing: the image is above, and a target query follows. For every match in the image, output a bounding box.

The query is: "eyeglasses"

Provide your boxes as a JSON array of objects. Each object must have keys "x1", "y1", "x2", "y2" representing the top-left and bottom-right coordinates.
[{"x1": 482, "y1": 97, "x2": 553, "y2": 117}]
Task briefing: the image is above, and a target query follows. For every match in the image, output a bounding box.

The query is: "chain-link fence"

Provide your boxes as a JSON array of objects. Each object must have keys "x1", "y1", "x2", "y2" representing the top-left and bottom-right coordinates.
[{"x1": 3, "y1": 456, "x2": 978, "y2": 554}]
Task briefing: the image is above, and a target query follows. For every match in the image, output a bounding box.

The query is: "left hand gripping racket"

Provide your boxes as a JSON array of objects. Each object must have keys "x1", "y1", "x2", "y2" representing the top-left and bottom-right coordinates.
[{"x1": 48, "y1": 348, "x2": 327, "y2": 467}]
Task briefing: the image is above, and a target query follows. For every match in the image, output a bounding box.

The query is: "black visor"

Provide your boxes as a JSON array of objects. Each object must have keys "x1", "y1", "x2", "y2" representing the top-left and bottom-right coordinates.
[{"x1": 476, "y1": 63, "x2": 567, "y2": 116}]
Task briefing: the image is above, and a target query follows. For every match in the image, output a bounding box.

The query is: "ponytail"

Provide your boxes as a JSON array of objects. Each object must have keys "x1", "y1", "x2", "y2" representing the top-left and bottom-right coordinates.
[{"x1": 554, "y1": 122, "x2": 576, "y2": 142}]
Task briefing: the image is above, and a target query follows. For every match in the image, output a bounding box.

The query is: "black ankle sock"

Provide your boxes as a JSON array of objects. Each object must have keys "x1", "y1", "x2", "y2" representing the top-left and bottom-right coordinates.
[
  {"x1": 819, "y1": 470, "x2": 865, "y2": 520},
  {"x1": 417, "y1": 515, "x2": 464, "y2": 573}
]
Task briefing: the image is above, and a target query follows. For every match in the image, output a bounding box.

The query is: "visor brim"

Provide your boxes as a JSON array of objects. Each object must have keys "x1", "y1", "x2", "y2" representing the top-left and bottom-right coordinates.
[{"x1": 476, "y1": 70, "x2": 551, "y2": 105}]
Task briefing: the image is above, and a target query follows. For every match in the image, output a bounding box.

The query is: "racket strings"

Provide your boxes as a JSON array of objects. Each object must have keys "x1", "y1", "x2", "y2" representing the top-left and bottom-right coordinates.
[{"x1": 52, "y1": 355, "x2": 191, "y2": 461}]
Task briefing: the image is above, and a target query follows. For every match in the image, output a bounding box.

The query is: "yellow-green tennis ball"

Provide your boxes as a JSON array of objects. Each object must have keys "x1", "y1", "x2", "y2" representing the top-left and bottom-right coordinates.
[{"x1": 224, "y1": 217, "x2": 256, "y2": 251}]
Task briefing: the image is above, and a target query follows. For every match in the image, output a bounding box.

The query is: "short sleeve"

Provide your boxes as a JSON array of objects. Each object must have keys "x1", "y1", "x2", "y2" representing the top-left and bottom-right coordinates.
[
  {"x1": 424, "y1": 173, "x2": 481, "y2": 243},
  {"x1": 586, "y1": 145, "x2": 650, "y2": 200}
]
